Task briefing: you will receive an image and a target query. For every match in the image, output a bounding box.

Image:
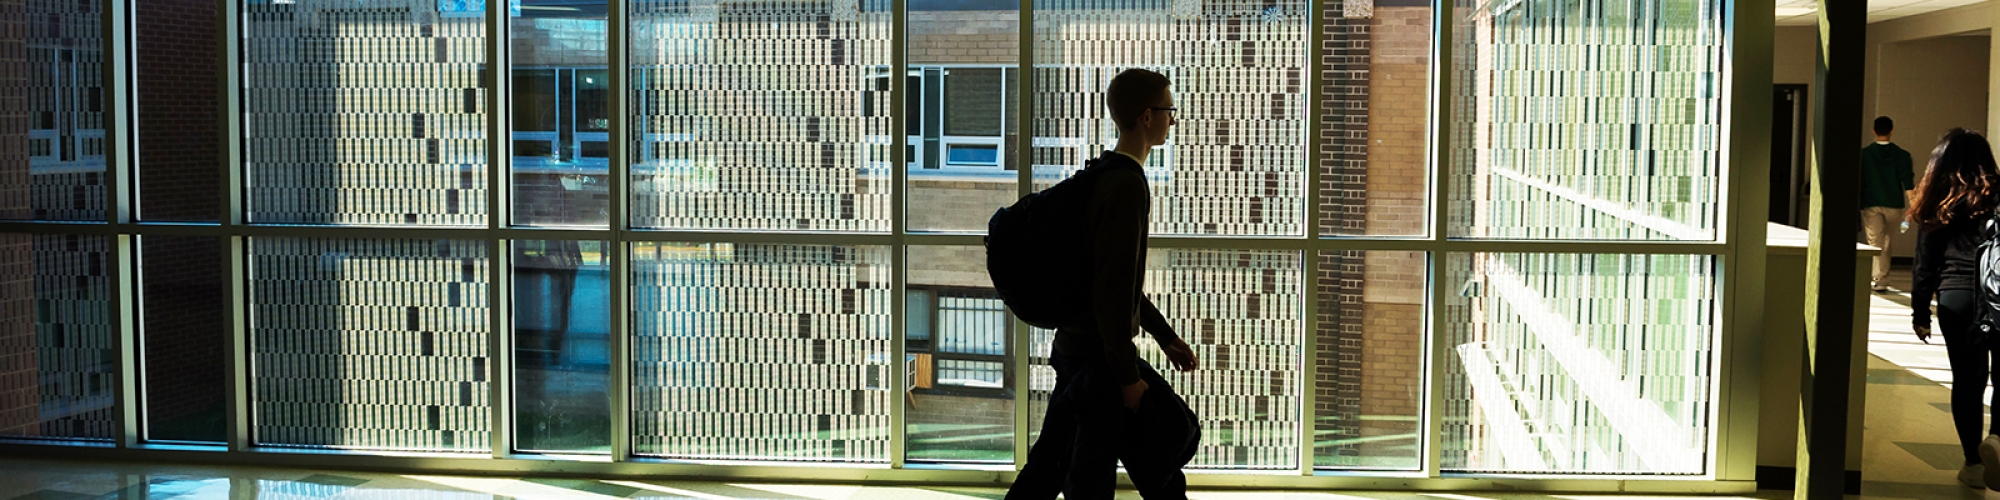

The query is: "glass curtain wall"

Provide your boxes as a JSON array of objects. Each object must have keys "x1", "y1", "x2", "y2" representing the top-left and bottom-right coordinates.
[{"x1": 0, "y1": 0, "x2": 1737, "y2": 483}]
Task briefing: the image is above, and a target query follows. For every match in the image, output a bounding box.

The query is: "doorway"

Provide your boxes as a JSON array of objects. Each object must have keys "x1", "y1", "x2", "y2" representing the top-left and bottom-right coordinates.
[{"x1": 1771, "y1": 84, "x2": 1809, "y2": 227}]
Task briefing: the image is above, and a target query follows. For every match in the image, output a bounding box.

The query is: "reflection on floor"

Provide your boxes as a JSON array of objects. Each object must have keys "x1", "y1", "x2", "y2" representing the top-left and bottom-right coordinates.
[
  {"x1": 1855, "y1": 263, "x2": 2000, "y2": 499},
  {"x1": 0, "y1": 457, "x2": 1793, "y2": 500},
  {"x1": 8, "y1": 263, "x2": 2000, "y2": 498}
]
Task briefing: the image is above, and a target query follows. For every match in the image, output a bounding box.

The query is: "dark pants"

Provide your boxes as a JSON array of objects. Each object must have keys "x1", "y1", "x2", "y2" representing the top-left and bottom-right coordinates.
[
  {"x1": 1939, "y1": 289, "x2": 2000, "y2": 464},
  {"x1": 1006, "y1": 351, "x2": 1199, "y2": 500}
]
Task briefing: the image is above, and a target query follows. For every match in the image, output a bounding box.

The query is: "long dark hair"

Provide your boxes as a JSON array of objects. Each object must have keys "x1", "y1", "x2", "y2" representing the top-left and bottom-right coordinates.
[{"x1": 1910, "y1": 128, "x2": 2000, "y2": 231}]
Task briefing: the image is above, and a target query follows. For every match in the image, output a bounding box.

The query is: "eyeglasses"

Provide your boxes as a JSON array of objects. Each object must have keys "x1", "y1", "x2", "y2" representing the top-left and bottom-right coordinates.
[{"x1": 1149, "y1": 106, "x2": 1177, "y2": 115}]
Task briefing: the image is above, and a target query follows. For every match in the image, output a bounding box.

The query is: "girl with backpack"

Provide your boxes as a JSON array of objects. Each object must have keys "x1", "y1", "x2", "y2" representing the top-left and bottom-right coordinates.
[{"x1": 1909, "y1": 128, "x2": 2000, "y2": 490}]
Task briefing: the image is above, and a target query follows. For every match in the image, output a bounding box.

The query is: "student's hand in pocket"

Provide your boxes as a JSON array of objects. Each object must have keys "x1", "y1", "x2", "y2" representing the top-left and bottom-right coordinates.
[{"x1": 1162, "y1": 337, "x2": 1199, "y2": 372}]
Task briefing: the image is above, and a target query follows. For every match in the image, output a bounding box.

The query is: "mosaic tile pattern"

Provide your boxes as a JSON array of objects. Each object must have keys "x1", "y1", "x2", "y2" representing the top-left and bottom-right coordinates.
[
  {"x1": 1027, "y1": 249, "x2": 1303, "y2": 470},
  {"x1": 250, "y1": 238, "x2": 492, "y2": 451},
  {"x1": 243, "y1": 0, "x2": 490, "y2": 226},
  {"x1": 1031, "y1": 0, "x2": 1311, "y2": 237},
  {"x1": 1442, "y1": 253, "x2": 1715, "y2": 474},
  {"x1": 631, "y1": 243, "x2": 893, "y2": 461},
  {"x1": 628, "y1": 0, "x2": 895, "y2": 232},
  {"x1": 1449, "y1": 0, "x2": 1724, "y2": 240},
  {"x1": 7, "y1": 0, "x2": 107, "y2": 222},
  {"x1": 0, "y1": 234, "x2": 115, "y2": 441}
]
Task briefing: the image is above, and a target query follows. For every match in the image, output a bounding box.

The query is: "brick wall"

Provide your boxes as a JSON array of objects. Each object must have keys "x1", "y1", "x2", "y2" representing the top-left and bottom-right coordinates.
[
  {"x1": 140, "y1": 237, "x2": 226, "y2": 440},
  {"x1": 513, "y1": 18, "x2": 607, "y2": 67},
  {"x1": 909, "y1": 12, "x2": 1017, "y2": 65},
  {"x1": 1316, "y1": 5, "x2": 1433, "y2": 464},
  {"x1": 136, "y1": 0, "x2": 221, "y2": 221},
  {"x1": 0, "y1": 233, "x2": 35, "y2": 436},
  {"x1": 907, "y1": 391, "x2": 1013, "y2": 451},
  {"x1": 1350, "y1": 6, "x2": 1432, "y2": 462},
  {"x1": 0, "y1": 0, "x2": 39, "y2": 436},
  {"x1": 1315, "y1": 2, "x2": 1372, "y2": 461},
  {"x1": 1357, "y1": 8, "x2": 1429, "y2": 426},
  {"x1": 907, "y1": 243, "x2": 991, "y2": 289},
  {"x1": 516, "y1": 172, "x2": 610, "y2": 226},
  {"x1": 0, "y1": 0, "x2": 29, "y2": 221},
  {"x1": 1364, "y1": 7, "x2": 1429, "y2": 236},
  {"x1": 908, "y1": 178, "x2": 1015, "y2": 234}
]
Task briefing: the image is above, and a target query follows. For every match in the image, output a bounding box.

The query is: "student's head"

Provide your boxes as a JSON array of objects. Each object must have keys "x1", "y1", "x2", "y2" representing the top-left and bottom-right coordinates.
[
  {"x1": 1910, "y1": 128, "x2": 2000, "y2": 230},
  {"x1": 1875, "y1": 116, "x2": 1894, "y2": 137},
  {"x1": 1105, "y1": 68, "x2": 1176, "y2": 146}
]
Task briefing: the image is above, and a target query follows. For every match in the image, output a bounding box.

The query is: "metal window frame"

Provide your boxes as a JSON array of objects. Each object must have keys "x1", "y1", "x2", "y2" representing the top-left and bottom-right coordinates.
[{"x1": 0, "y1": 0, "x2": 1771, "y2": 493}]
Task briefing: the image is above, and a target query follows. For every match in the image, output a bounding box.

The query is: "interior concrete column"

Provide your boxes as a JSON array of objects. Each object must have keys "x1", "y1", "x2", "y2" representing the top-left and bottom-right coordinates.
[{"x1": 1800, "y1": 0, "x2": 1864, "y2": 498}]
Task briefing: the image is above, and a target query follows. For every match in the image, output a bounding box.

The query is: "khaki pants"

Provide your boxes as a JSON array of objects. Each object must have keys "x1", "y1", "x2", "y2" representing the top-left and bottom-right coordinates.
[{"x1": 1860, "y1": 206, "x2": 1903, "y2": 287}]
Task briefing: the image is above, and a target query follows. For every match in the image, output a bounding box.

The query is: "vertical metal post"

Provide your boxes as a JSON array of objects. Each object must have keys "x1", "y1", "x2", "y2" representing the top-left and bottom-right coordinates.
[
  {"x1": 889, "y1": 0, "x2": 909, "y2": 470},
  {"x1": 111, "y1": 233, "x2": 140, "y2": 447},
  {"x1": 220, "y1": 0, "x2": 252, "y2": 453},
  {"x1": 485, "y1": 0, "x2": 515, "y2": 459},
  {"x1": 487, "y1": 237, "x2": 513, "y2": 457},
  {"x1": 607, "y1": 0, "x2": 634, "y2": 462},
  {"x1": 1297, "y1": 0, "x2": 1327, "y2": 476},
  {"x1": 104, "y1": 0, "x2": 134, "y2": 226},
  {"x1": 1716, "y1": 0, "x2": 1773, "y2": 485},
  {"x1": 1011, "y1": 0, "x2": 1036, "y2": 470},
  {"x1": 1421, "y1": 0, "x2": 1455, "y2": 479},
  {"x1": 1797, "y1": 0, "x2": 1862, "y2": 496},
  {"x1": 102, "y1": 0, "x2": 141, "y2": 448}
]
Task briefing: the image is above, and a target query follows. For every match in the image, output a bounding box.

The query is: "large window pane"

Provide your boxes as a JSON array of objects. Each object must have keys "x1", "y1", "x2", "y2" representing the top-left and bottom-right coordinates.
[
  {"x1": 1441, "y1": 253, "x2": 1714, "y2": 474},
  {"x1": 1448, "y1": 0, "x2": 1724, "y2": 240},
  {"x1": 514, "y1": 239, "x2": 610, "y2": 453},
  {"x1": 632, "y1": 243, "x2": 892, "y2": 461},
  {"x1": 243, "y1": 2, "x2": 489, "y2": 226},
  {"x1": 905, "y1": 245, "x2": 1012, "y2": 463},
  {"x1": 629, "y1": 0, "x2": 894, "y2": 232},
  {"x1": 1, "y1": 2, "x2": 104, "y2": 221},
  {"x1": 0, "y1": 234, "x2": 115, "y2": 440},
  {"x1": 1319, "y1": 3, "x2": 1431, "y2": 237},
  {"x1": 512, "y1": 2, "x2": 611, "y2": 227},
  {"x1": 1314, "y1": 250, "x2": 1423, "y2": 470},
  {"x1": 142, "y1": 236, "x2": 228, "y2": 443},
  {"x1": 1032, "y1": 0, "x2": 1310, "y2": 237},
  {"x1": 1027, "y1": 249, "x2": 1303, "y2": 469},
  {"x1": 137, "y1": 1, "x2": 222, "y2": 222},
  {"x1": 906, "y1": 0, "x2": 1020, "y2": 232},
  {"x1": 250, "y1": 238, "x2": 492, "y2": 451}
]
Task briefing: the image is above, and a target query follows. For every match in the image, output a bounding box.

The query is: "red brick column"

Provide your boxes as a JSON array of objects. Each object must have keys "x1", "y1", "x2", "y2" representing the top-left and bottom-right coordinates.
[{"x1": 136, "y1": 0, "x2": 220, "y2": 221}]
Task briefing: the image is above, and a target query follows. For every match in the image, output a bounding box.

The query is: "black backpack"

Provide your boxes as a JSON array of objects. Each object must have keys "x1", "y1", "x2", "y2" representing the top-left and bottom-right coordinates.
[
  {"x1": 1978, "y1": 213, "x2": 2000, "y2": 341},
  {"x1": 985, "y1": 155, "x2": 1137, "y2": 330}
]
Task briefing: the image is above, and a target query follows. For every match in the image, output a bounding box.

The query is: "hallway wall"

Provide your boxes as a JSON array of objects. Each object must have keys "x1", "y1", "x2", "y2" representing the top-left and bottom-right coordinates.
[
  {"x1": 1870, "y1": 35, "x2": 1990, "y2": 258},
  {"x1": 1773, "y1": 4, "x2": 1995, "y2": 259}
]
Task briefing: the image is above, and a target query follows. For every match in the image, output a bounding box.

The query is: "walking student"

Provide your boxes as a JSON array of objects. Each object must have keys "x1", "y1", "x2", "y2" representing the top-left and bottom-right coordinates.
[
  {"x1": 1908, "y1": 128, "x2": 2000, "y2": 490},
  {"x1": 1863, "y1": 116, "x2": 1915, "y2": 292},
  {"x1": 1003, "y1": 68, "x2": 1200, "y2": 500}
]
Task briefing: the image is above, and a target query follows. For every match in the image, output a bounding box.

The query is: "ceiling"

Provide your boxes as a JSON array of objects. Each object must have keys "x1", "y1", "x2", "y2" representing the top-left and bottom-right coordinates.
[{"x1": 1775, "y1": 0, "x2": 1989, "y2": 26}]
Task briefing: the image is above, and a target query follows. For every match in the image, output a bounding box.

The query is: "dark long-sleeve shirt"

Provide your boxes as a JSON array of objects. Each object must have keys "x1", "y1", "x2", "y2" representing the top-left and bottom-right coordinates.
[
  {"x1": 1913, "y1": 218, "x2": 1983, "y2": 328},
  {"x1": 1050, "y1": 151, "x2": 1180, "y2": 386},
  {"x1": 1861, "y1": 143, "x2": 1915, "y2": 209}
]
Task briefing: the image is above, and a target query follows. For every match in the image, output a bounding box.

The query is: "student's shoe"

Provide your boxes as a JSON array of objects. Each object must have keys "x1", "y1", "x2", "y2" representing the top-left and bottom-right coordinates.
[
  {"x1": 1963, "y1": 464, "x2": 1988, "y2": 489},
  {"x1": 1872, "y1": 283, "x2": 1889, "y2": 292},
  {"x1": 1982, "y1": 435, "x2": 2000, "y2": 488}
]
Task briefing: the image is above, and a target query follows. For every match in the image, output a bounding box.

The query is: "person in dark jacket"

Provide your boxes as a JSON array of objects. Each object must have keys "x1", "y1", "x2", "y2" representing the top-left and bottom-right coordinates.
[
  {"x1": 1862, "y1": 117, "x2": 1915, "y2": 292},
  {"x1": 1004, "y1": 68, "x2": 1201, "y2": 500},
  {"x1": 1910, "y1": 128, "x2": 2000, "y2": 490}
]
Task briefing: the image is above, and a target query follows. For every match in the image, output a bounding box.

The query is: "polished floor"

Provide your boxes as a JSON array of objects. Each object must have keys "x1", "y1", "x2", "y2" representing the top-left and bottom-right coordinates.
[{"x1": 0, "y1": 263, "x2": 1992, "y2": 499}]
